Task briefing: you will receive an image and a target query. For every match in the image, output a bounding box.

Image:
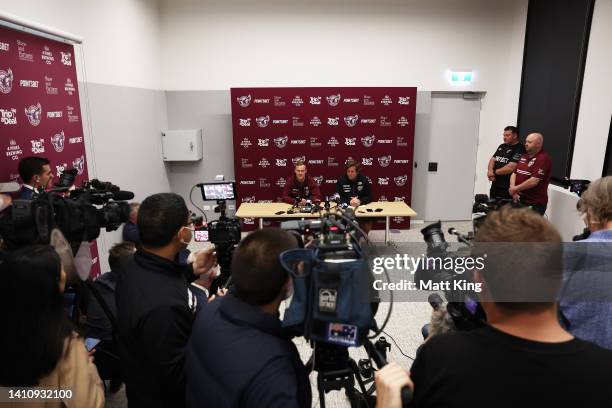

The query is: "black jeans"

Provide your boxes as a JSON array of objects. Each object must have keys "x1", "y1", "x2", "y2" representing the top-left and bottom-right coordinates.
[{"x1": 489, "y1": 183, "x2": 511, "y2": 200}]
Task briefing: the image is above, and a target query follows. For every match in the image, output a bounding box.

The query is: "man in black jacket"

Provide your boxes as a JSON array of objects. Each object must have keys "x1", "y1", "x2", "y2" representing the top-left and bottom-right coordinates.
[
  {"x1": 336, "y1": 159, "x2": 372, "y2": 207},
  {"x1": 186, "y1": 228, "x2": 312, "y2": 408},
  {"x1": 116, "y1": 193, "x2": 216, "y2": 408},
  {"x1": 336, "y1": 160, "x2": 374, "y2": 234}
]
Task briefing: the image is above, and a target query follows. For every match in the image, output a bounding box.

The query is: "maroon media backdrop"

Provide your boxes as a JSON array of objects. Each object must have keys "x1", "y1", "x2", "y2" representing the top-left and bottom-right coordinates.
[
  {"x1": 231, "y1": 87, "x2": 417, "y2": 230},
  {"x1": 0, "y1": 25, "x2": 100, "y2": 276}
]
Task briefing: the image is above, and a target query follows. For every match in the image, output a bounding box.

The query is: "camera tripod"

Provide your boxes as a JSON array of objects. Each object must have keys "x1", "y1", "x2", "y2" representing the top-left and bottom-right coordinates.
[{"x1": 306, "y1": 338, "x2": 393, "y2": 408}]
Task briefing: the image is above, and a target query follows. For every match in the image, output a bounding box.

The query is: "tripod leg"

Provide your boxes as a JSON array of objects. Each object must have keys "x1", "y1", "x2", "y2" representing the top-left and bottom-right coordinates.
[{"x1": 317, "y1": 374, "x2": 326, "y2": 408}]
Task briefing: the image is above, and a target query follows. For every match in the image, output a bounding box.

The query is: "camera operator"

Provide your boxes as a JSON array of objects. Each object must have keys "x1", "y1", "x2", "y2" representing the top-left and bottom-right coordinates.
[
  {"x1": 16, "y1": 156, "x2": 54, "y2": 199},
  {"x1": 0, "y1": 245, "x2": 104, "y2": 407},
  {"x1": 509, "y1": 133, "x2": 552, "y2": 215},
  {"x1": 281, "y1": 160, "x2": 321, "y2": 205},
  {"x1": 560, "y1": 176, "x2": 612, "y2": 350},
  {"x1": 185, "y1": 228, "x2": 312, "y2": 408},
  {"x1": 116, "y1": 193, "x2": 217, "y2": 408},
  {"x1": 487, "y1": 126, "x2": 525, "y2": 200},
  {"x1": 410, "y1": 207, "x2": 612, "y2": 406}
]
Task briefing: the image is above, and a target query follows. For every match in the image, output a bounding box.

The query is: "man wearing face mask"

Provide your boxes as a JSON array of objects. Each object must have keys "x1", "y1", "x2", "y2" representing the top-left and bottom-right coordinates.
[
  {"x1": 185, "y1": 228, "x2": 311, "y2": 408},
  {"x1": 116, "y1": 193, "x2": 217, "y2": 408}
]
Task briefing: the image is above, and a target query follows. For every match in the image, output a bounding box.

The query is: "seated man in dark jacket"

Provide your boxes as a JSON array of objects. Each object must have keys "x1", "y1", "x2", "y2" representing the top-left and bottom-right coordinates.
[
  {"x1": 336, "y1": 159, "x2": 372, "y2": 207},
  {"x1": 336, "y1": 159, "x2": 374, "y2": 234},
  {"x1": 186, "y1": 228, "x2": 312, "y2": 408},
  {"x1": 116, "y1": 193, "x2": 217, "y2": 408}
]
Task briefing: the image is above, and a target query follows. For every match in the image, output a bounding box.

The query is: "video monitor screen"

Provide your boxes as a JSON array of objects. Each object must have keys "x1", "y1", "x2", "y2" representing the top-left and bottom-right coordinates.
[{"x1": 200, "y1": 182, "x2": 236, "y2": 201}]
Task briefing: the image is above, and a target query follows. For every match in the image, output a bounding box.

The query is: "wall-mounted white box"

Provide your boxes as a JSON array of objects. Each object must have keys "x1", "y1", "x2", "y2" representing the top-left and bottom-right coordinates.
[{"x1": 161, "y1": 129, "x2": 203, "y2": 161}]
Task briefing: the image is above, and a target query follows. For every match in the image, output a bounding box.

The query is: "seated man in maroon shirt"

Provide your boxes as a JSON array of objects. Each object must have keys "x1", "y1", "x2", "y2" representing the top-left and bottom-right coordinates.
[
  {"x1": 509, "y1": 132, "x2": 552, "y2": 215},
  {"x1": 281, "y1": 160, "x2": 321, "y2": 205}
]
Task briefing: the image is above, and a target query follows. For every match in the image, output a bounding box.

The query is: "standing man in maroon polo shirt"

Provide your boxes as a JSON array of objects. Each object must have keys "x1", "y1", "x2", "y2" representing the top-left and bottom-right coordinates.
[
  {"x1": 509, "y1": 133, "x2": 552, "y2": 215},
  {"x1": 281, "y1": 160, "x2": 321, "y2": 205}
]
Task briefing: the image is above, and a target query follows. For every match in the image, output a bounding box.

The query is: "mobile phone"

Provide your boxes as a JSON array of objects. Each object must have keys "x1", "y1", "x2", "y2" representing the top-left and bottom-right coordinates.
[
  {"x1": 194, "y1": 229, "x2": 209, "y2": 242},
  {"x1": 85, "y1": 337, "x2": 101, "y2": 352}
]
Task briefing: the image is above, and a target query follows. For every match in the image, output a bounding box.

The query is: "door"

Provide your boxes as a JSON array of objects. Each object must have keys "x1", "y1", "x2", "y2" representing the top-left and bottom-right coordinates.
[{"x1": 412, "y1": 92, "x2": 481, "y2": 221}]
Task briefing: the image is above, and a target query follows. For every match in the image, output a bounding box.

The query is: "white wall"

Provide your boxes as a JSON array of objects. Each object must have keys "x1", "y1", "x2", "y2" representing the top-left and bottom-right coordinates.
[
  {"x1": 159, "y1": 0, "x2": 528, "y2": 199},
  {"x1": 0, "y1": 0, "x2": 163, "y2": 88},
  {"x1": 571, "y1": 0, "x2": 612, "y2": 180}
]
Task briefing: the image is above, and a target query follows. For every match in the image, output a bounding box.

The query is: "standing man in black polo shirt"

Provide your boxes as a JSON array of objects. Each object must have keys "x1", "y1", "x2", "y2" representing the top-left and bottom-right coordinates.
[{"x1": 487, "y1": 126, "x2": 526, "y2": 200}]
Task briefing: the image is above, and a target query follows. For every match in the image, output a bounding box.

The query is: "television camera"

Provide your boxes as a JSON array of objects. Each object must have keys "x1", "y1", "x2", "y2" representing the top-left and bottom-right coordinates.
[
  {"x1": 192, "y1": 181, "x2": 241, "y2": 291},
  {"x1": 0, "y1": 169, "x2": 133, "y2": 250},
  {"x1": 279, "y1": 197, "x2": 411, "y2": 407}
]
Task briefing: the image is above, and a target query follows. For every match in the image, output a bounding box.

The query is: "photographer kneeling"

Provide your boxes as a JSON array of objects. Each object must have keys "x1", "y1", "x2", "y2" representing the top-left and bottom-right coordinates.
[
  {"x1": 185, "y1": 228, "x2": 312, "y2": 408},
  {"x1": 409, "y1": 207, "x2": 612, "y2": 406}
]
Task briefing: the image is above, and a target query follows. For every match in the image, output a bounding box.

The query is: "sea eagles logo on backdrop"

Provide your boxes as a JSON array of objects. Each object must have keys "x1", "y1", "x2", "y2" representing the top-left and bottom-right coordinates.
[
  {"x1": 274, "y1": 135, "x2": 288, "y2": 148},
  {"x1": 276, "y1": 158, "x2": 287, "y2": 167},
  {"x1": 0, "y1": 68, "x2": 13, "y2": 94},
  {"x1": 60, "y1": 52, "x2": 72, "y2": 66},
  {"x1": 51, "y1": 131, "x2": 65, "y2": 152},
  {"x1": 237, "y1": 94, "x2": 251, "y2": 107},
  {"x1": 326, "y1": 94, "x2": 341, "y2": 106},
  {"x1": 25, "y1": 103, "x2": 42, "y2": 126},
  {"x1": 292, "y1": 156, "x2": 306, "y2": 165},
  {"x1": 73, "y1": 155, "x2": 85, "y2": 175},
  {"x1": 394, "y1": 175, "x2": 408, "y2": 187},
  {"x1": 378, "y1": 155, "x2": 391, "y2": 167},
  {"x1": 361, "y1": 135, "x2": 375, "y2": 147},
  {"x1": 344, "y1": 115, "x2": 358, "y2": 127},
  {"x1": 313, "y1": 176, "x2": 324, "y2": 185},
  {"x1": 256, "y1": 115, "x2": 270, "y2": 128}
]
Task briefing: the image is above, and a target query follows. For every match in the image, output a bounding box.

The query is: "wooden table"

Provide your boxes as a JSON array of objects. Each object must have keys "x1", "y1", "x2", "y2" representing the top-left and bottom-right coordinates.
[{"x1": 235, "y1": 202, "x2": 417, "y2": 244}]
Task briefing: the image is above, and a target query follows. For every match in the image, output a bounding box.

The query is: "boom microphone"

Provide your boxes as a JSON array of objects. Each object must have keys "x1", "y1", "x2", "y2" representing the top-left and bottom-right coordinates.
[{"x1": 112, "y1": 191, "x2": 135, "y2": 201}]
